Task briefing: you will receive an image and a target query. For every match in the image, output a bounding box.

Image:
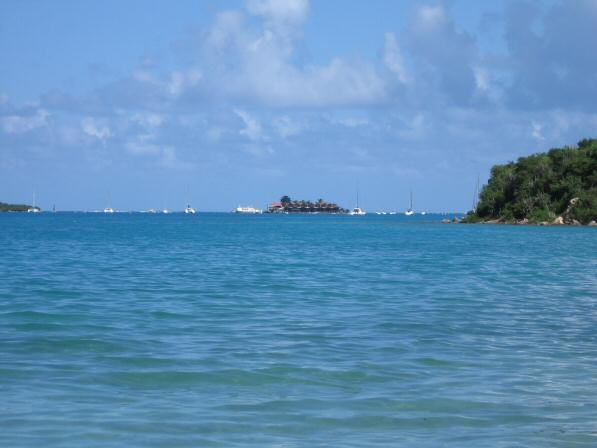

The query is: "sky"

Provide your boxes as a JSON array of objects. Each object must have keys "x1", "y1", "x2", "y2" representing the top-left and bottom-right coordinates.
[{"x1": 1, "y1": 0, "x2": 596, "y2": 212}]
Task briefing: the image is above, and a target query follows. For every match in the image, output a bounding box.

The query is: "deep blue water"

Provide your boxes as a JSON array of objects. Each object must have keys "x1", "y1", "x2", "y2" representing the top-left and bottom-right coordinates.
[{"x1": 1, "y1": 212, "x2": 596, "y2": 447}]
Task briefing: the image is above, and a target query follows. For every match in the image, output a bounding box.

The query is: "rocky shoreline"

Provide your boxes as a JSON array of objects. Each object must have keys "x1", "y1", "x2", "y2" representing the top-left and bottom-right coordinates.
[
  {"x1": 473, "y1": 217, "x2": 596, "y2": 226},
  {"x1": 446, "y1": 216, "x2": 597, "y2": 226},
  {"x1": 457, "y1": 197, "x2": 597, "y2": 226}
]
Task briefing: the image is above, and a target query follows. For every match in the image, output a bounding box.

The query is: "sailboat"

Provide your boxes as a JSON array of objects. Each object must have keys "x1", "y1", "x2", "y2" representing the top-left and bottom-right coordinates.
[
  {"x1": 104, "y1": 193, "x2": 114, "y2": 213},
  {"x1": 184, "y1": 186, "x2": 196, "y2": 214},
  {"x1": 405, "y1": 190, "x2": 414, "y2": 216},
  {"x1": 349, "y1": 189, "x2": 366, "y2": 215},
  {"x1": 27, "y1": 191, "x2": 40, "y2": 213}
]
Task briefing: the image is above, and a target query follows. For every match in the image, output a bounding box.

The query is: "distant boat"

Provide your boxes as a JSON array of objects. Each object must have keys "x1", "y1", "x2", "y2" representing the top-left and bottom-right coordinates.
[
  {"x1": 421, "y1": 211, "x2": 426, "y2": 215},
  {"x1": 234, "y1": 206, "x2": 262, "y2": 214},
  {"x1": 148, "y1": 209, "x2": 157, "y2": 213},
  {"x1": 184, "y1": 186, "x2": 196, "y2": 214},
  {"x1": 27, "y1": 192, "x2": 40, "y2": 213},
  {"x1": 349, "y1": 188, "x2": 366, "y2": 215},
  {"x1": 104, "y1": 192, "x2": 114, "y2": 213},
  {"x1": 350, "y1": 207, "x2": 366, "y2": 215},
  {"x1": 405, "y1": 190, "x2": 414, "y2": 216},
  {"x1": 162, "y1": 209, "x2": 170, "y2": 214}
]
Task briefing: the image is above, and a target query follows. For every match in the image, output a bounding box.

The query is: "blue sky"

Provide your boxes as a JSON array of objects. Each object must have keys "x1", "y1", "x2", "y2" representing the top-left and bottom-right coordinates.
[{"x1": 1, "y1": 0, "x2": 596, "y2": 211}]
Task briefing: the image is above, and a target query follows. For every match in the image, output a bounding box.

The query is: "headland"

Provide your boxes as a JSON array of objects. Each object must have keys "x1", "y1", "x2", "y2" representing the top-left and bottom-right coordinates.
[{"x1": 462, "y1": 138, "x2": 596, "y2": 226}]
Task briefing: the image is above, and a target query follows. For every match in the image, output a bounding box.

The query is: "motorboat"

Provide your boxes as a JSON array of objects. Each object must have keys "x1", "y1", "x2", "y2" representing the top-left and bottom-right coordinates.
[{"x1": 234, "y1": 206, "x2": 262, "y2": 214}]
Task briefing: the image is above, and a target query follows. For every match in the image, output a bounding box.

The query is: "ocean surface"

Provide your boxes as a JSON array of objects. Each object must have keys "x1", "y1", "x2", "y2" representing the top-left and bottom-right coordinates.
[{"x1": 1, "y1": 212, "x2": 596, "y2": 447}]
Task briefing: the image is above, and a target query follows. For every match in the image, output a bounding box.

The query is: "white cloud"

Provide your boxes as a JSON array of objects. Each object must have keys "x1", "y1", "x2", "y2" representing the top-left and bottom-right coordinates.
[
  {"x1": 273, "y1": 115, "x2": 303, "y2": 138},
  {"x1": 200, "y1": 5, "x2": 386, "y2": 107},
  {"x1": 384, "y1": 32, "x2": 410, "y2": 84},
  {"x1": 416, "y1": 5, "x2": 446, "y2": 30},
  {"x1": 531, "y1": 121, "x2": 545, "y2": 140},
  {"x1": 246, "y1": 0, "x2": 309, "y2": 37},
  {"x1": 82, "y1": 117, "x2": 112, "y2": 141},
  {"x1": 473, "y1": 67, "x2": 489, "y2": 91},
  {"x1": 166, "y1": 69, "x2": 202, "y2": 96},
  {"x1": 130, "y1": 66, "x2": 201, "y2": 98},
  {"x1": 234, "y1": 108, "x2": 264, "y2": 141},
  {"x1": 1, "y1": 109, "x2": 49, "y2": 134}
]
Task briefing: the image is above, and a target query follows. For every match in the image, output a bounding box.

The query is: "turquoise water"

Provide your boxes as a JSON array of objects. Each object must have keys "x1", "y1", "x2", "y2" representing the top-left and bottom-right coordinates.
[{"x1": 1, "y1": 213, "x2": 596, "y2": 447}]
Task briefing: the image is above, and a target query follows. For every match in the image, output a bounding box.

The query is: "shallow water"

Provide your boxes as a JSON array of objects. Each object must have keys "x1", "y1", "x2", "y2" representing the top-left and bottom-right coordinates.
[{"x1": 1, "y1": 213, "x2": 596, "y2": 447}]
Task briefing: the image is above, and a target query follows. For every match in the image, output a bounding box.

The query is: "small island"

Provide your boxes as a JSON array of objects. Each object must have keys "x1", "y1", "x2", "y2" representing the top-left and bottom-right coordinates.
[
  {"x1": 0, "y1": 202, "x2": 39, "y2": 212},
  {"x1": 267, "y1": 196, "x2": 347, "y2": 214},
  {"x1": 463, "y1": 138, "x2": 597, "y2": 225}
]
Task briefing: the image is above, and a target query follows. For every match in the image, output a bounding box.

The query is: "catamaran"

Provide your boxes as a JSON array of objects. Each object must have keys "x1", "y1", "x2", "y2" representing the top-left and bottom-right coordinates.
[
  {"x1": 349, "y1": 190, "x2": 366, "y2": 215},
  {"x1": 184, "y1": 205, "x2": 196, "y2": 214}
]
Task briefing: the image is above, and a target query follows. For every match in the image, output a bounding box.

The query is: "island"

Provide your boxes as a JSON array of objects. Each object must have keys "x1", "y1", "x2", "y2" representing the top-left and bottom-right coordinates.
[
  {"x1": 0, "y1": 202, "x2": 39, "y2": 212},
  {"x1": 267, "y1": 196, "x2": 347, "y2": 214},
  {"x1": 463, "y1": 138, "x2": 597, "y2": 225}
]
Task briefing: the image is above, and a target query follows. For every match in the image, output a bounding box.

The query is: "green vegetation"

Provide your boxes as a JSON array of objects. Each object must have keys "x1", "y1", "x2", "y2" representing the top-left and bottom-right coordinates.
[
  {"x1": 0, "y1": 202, "x2": 36, "y2": 212},
  {"x1": 464, "y1": 139, "x2": 597, "y2": 224}
]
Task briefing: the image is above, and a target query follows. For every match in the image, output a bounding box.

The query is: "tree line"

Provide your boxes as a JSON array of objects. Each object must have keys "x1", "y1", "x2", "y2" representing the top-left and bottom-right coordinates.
[{"x1": 465, "y1": 139, "x2": 596, "y2": 224}]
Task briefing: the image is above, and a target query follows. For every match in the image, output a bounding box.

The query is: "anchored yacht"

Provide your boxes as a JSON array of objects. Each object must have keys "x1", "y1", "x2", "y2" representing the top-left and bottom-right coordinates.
[
  {"x1": 349, "y1": 189, "x2": 366, "y2": 215},
  {"x1": 27, "y1": 192, "x2": 40, "y2": 213},
  {"x1": 405, "y1": 190, "x2": 415, "y2": 216},
  {"x1": 234, "y1": 206, "x2": 262, "y2": 214}
]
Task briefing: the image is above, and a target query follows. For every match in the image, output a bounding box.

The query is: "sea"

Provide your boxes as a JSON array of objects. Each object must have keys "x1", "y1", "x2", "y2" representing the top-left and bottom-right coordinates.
[{"x1": 1, "y1": 212, "x2": 596, "y2": 447}]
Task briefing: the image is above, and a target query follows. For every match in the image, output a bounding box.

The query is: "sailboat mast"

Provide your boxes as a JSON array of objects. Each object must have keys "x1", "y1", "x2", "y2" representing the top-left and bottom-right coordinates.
[
  {"x1": 472, "y1": 175, "x2": 480, "y2": 212},
  {"x1": 476, "y1": 175, "x2": 480, "y2": 210}
]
